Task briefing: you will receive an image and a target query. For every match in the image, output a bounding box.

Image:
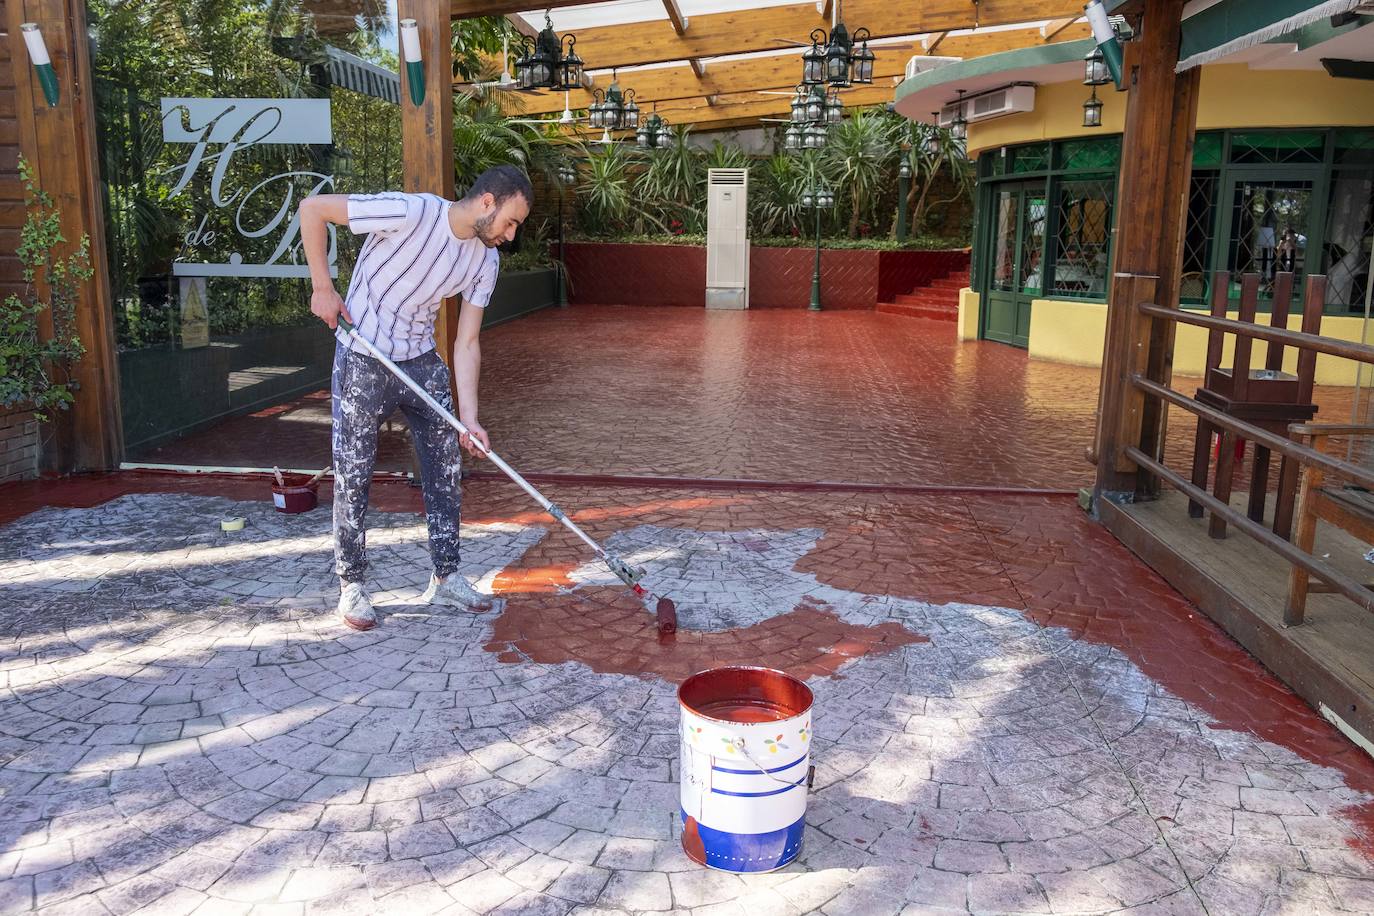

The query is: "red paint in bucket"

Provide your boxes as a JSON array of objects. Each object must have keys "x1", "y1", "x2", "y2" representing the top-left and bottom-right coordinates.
[
  {"x1": 679, "y1": 666, "x2": 813, "y2": 723},
  {"x1": 270, "y1": 474, "x2": 319, "y2": 514}
]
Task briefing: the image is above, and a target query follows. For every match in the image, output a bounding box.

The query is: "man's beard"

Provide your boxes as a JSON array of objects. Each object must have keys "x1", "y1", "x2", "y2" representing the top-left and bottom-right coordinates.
[{"x1": 473, "y1": 211, "x2": 501, "y2": 247}]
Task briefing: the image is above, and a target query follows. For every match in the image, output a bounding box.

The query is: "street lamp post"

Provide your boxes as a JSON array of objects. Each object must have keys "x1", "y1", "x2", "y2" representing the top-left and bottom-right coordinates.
[
  {"x1": 801, "y1": 186, "x2": 834, "y2": 311},
  {"x1": 556, "y1": 163, "x2": 576, "y2": 307}
]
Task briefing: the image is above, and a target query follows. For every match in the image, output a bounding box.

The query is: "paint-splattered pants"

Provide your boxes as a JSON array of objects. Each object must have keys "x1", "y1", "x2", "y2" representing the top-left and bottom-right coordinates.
[{"x1": 331, "y1": 343, "x2": 462, "y2": 584}]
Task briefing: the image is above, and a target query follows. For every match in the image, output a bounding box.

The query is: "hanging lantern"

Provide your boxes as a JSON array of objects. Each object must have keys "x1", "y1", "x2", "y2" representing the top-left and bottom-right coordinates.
[
  {"x1": 824, "y1": 90, "x2": 843, "y2": 124},
  {"x1": 589, "y1": 93, "x2": 605, "y2": 129},
  {"x1": 1084, "y1": 47, "x2": 1111, "y2": 87},
  {"x1": 1082, "y1": 86, "x2": 1104, "y2": 128},
  {"x1": 804, "y1": 122, "x2": 827, "y2": 149},
  {"x1": 622, "y1": 91, "x2": 639, "y2": 129},
  {"x1": 784, "y1": 124, "x2": 802, "y2": 151},
  {"x1": 802, "y1": 32, "x2": 826, "y2": 85},
  {"x1": 925, "y1": 115, "x2": 942, "y2": 156},
  {"x1": 559, "y1": 36, "x2": 583, "y2": 90},
  {"x1": 851, "y1": 29, "x2": 874, "y2": 84},
  {"x1": 514, "y1": 37, "x2": 535, "y2": 89},
  {"x1": 656, "y1": 119, "x2": 673, "y2": 147},
  {"x1": 898, "y1": 159, "x2": 912, "y2": 180},
  {"x1": 558, "y1": 163, "x2": 577, "y2": 185},
  {"x1": 805, "y1": 85, "x2": 825, "y2": 122},
  {"x1": 801, "y1": 191, "x2": 815, "y2": 208},
  {"x1": 637, "y1": 121, "x2": 652, "y2": 148},
  {"x1": 818, "y1": 189, "x2": 834, "y2": 209},
  {"x1": 825, "y1": 22, "x2": 852, "y2": 86},
  {"x1": 950, "y1": 90, "x2": 968, "y2": 141},
  {"x1": 603, "y1": 81, "x2": 624, "y2": 129},
  {"x1": 790, "y1": 87, "x2": 807, "y2": 123}
]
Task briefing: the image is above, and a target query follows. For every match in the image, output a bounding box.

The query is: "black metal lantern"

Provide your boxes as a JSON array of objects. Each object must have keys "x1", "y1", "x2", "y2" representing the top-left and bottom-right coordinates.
[
  {"x1": 1083, "y1": 86, "x2": 1104, "y2": 128},
  {"x1": 825, "y1": 21, "x2": 852, "y2": 86},
  {"x1": 636, "y1": 120, "x2": 652, "y2": 148},
  {"x1": 588, "y1": 95, "x2": 605, "y2": 129},
  {"x1": 513, "y1": 14, "x2": 581, "y2": 91},
  {"x1": 824, "y1": 90, "x2": 843, "y2": 123},
  {"x1": 805, "y1": 85, "x2": 825, "y2": 122},
  {"x1": 802, "y1": 34, "x2": 826, "y2": 85},
  {"x1": 622, "y1": 92, "x2": 639, "y2": 129},
  {"x1": 898, "y1": 159, "x2": 912, "y2": 180},
  {"x1": 790, "y1": 86, "x2": 807, "y2": 123},
  {"x1": 851, "y1": 29, "x2": 874, "y2": 84},
  {"x1": 804, "y1": 121, "x2": 827, "y2": 149},
  {"x1": 925, "y1": 115, "x2": 942, "y2": 156},
  {"x1": 950, "y1": 90, "x2": 967, "y2": 142},
  {"x1": 784, "y1": 124, "x2": 801, "y2": 151},
  {"x1": 1084, "y1": 47, "x2": 1110, "y2": 87},
  {"x1": 560, "y1": 36, "x2": 583, "y2": 90},
  {"x1": 558, "y1": 163, "x2": 577, "y2": 185},
  {"x1": 656, "y1": 118, "x2": 673, "y2": 147},
  {"x1": 603, "y1": 83, "x2": 623, "y2": 128}
]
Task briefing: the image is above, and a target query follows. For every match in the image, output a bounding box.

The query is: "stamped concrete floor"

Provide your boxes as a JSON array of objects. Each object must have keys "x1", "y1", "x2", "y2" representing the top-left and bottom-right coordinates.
[{"x1": 2, "y1": 475, "x2": 1374, "y2": 916}]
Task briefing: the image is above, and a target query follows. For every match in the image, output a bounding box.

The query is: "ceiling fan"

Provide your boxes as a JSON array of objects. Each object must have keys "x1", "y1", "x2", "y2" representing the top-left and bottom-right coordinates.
[
  {"x1": 469, "y1": 30, "x2": 521, "y2": 91},
  {"x1": 506, "y1": 91, "x2": 589, "y2": 126}
]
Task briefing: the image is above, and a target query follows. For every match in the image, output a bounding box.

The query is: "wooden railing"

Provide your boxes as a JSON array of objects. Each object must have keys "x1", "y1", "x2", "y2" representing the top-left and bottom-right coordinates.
[{"x1": 1096, "y1": 270, "x2": 1374, "y2": 621}]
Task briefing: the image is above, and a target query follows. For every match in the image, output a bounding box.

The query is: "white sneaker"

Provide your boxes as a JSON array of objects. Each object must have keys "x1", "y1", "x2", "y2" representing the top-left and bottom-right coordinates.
[
  {"x1": 339, "y1": 582, "x2": 377, "y2": 631},
  {"x1": 422, "y1": 573, "x2": 495, "y2": 612}
]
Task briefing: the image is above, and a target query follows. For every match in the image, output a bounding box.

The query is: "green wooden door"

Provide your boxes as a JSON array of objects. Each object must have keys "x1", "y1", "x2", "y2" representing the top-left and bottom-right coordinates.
[{"x1": 983, "y1": 185, "x2": 1045, "y2": 348}]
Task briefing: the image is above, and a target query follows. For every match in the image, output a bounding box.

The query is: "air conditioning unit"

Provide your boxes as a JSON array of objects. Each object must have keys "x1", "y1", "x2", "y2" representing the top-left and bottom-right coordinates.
[
  {"x1": 706, "y1": 168, "x2": 749, "y2": 310},
  {"x1": 905, "y1": 55, "x2": 961, "y2": 81},
  {"x1": 939, "y1": 84, "x2": 1034, "y2": 126}
]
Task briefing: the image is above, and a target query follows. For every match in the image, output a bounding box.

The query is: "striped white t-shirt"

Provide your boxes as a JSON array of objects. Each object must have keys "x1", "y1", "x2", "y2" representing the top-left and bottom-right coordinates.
[{"x1": 334, "y1": 192, "x2": 500, "y2": 361}]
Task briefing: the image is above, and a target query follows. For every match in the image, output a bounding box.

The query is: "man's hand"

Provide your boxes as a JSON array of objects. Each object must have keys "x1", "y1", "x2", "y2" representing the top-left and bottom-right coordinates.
[
  {"x1": 459, "y1": 418, "x2": 490, "y2": 458},
  {"x1": 311, "y1": 285, "x2": 351, "y2": 330}
]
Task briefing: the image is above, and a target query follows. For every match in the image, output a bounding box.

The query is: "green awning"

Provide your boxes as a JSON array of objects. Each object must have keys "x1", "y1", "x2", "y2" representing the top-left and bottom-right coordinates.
[{"x1": 1177, "y1": 0, "x2": 1364, "y2": 71}]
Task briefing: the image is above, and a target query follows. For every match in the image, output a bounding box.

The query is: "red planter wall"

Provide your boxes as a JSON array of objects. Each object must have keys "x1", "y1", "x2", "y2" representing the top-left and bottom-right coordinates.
[{"x1": 561, "y1": 242, "x2": 969, "y2": 309}]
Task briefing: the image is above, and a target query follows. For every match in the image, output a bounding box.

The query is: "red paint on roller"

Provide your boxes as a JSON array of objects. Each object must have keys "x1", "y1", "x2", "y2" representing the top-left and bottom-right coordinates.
[{"x1": 657, "y1": 597, "x2": 678, "y2": 635}]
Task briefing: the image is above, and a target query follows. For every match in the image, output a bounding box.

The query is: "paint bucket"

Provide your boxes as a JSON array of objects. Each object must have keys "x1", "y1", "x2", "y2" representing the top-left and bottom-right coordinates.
[
  {"x1": 270, "y1": 474, "x2": 319, "y2": 514},
  {"x1": 678, "y1": 666, "x2": 814, "y2": 872}
]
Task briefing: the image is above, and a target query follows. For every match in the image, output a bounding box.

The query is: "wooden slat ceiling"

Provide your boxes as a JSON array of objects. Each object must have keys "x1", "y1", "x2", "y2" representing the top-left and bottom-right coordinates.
[{"x1": 451, "y1": 0, "x2": 1089, "y2": 131}]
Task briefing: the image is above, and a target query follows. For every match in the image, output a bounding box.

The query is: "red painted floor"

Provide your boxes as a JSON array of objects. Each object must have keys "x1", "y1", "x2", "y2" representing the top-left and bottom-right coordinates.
[{"x1": 129, "y1": 307, "x2": 1358, "y2": 488}]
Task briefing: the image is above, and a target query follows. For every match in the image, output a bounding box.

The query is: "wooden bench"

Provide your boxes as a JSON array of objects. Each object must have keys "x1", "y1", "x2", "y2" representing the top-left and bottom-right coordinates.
[{"x1": 1285, "y1": 423, "x2": 1374, "y2": 625}]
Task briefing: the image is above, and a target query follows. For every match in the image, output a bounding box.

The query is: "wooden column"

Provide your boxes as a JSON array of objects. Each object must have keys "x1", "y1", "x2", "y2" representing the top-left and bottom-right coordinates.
[
  {"x1": 6, "y1": 0, "x2": 122, "y2": 472},
  {"x1": 399, "y1": 0, "x2": 456, "y2": 375},
  {"x1": 1094, "y1": 0, "x2": 1197, "y2": 500}
]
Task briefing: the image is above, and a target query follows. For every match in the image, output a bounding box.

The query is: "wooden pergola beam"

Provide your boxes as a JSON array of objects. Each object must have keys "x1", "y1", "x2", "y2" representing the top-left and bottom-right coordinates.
[
  {"x1": 652, "y1": 83, "x2": 897, "y2": 124},
  {"x1": 689, "y1": 58, "x2": 707, "y2": 79},
  {"x1": 663, "y1": 0, "x2": 689, "y2": 36},
  {"x1": 505, "y1": 13, "x2": 537, "y2": 39},
  {"x1": 452, "y1": 0, "x2": 592, "y2": 17},
  {"x1": 923, "y1": 31, "x2": 949, "y2": 54},
  {"x1": 1040, "y1": 16, "x2": 1078, "y2": 40},
  {"x1": 479, "y1": 25, "x2": 1090, "y2": 114},
  {"x1": 548, "y1": 0, "x2": 1083, "y2": 70}
]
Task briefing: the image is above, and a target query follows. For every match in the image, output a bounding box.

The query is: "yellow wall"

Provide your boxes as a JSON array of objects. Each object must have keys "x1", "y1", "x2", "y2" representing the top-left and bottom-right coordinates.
[
  {"x1": 958, "y1": 289, "x2": 981, "y2": 341},
  {"x1": 967, "y1": 65, "x2": 1374, "y2": 157},
  {"x1": 1026, "y1": 298, "x2": 1367, "y2": 386}
]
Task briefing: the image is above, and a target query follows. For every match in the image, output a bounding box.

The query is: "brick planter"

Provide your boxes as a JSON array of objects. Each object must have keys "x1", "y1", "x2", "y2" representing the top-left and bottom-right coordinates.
[
  {"x1": 561, "y1": 242, "x2": 969, "y2": 309},
  {"x1": 0, "y1": 405, "x2": 40, "y2": 483}
]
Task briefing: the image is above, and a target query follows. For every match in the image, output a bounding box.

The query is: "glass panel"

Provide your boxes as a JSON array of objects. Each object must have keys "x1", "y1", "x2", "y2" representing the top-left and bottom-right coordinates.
[
  {"x1": 1012, "y1": 144, "x2": 1050, "y2": 173},
  {"x1": 1055, "y1": 137, "x2": 1121, "y2": 172},
  {"x1": 1020, "y1": 194, "x2": 1047, "y2": 296},
  {"x1": 1192, "y1": 132, "x2": 1223, "y2": 168},
  {"x1": 1050, "y1": 178, "x2": 1113, "y2": 298},
  {"x1": 1226, "y1": 180, "x2": 1314, "y2": 301},
  {"x1": 90, "y1": 1, "x2": 404, "y2": 461},
  {"x1": 1229, "y1": 131, "x2": 1324, "y2": 165},
  {"x1": 1181, "y1": 172, "x2": 1219, "y2": 305},
  {"x1": 1323, "y1": 170, "x2": 1374, "y2": 314},
  {"x1": 992, "y1": 190, "x2": 1017, "y2": 292},
  {"x1": 990, "y1": 149, "x2": 1008, "y2": 176},
  {"x1": 1336, "y1": 129, "x2": 1374, "y2": 166}
]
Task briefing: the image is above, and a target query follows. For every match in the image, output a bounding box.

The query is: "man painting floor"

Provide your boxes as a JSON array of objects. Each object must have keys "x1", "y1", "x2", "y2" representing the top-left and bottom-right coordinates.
[{"x1": 298, "y1": 165, "x2": 533, "y2": 630}]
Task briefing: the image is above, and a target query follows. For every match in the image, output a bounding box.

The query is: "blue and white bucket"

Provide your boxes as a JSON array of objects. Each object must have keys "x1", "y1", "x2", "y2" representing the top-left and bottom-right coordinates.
[{"x1": 678, "y1": 666, "x2": 814, "y2": 872}]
